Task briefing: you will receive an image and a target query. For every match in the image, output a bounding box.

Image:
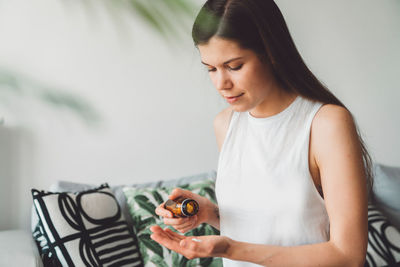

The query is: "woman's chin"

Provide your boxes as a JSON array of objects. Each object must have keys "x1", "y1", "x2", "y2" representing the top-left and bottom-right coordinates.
[{"x1": 231, "y1": 104, "x2": 250, "y2": 113}]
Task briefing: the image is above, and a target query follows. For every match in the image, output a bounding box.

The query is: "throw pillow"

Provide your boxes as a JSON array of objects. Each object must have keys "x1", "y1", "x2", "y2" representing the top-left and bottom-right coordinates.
[
  {"x1": 373, "y1": 163, "x2": 400, "y2": 230},
  {"x1": 123, "y1": 178, "x2": 222, "y2": 267},
  {"x1": 365, "y1": 204, "x2": 400, "y2": 267},
  {"x1": 32, "y1": 222, "x2": 61, "y2": 266},
  {"x1": 32, "y1": 183, "x2": 144, "y2": 267}
]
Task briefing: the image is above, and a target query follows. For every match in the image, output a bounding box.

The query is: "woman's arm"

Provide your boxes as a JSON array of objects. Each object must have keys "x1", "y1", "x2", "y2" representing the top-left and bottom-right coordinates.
[
  {"x1": 151, "y1": 104, "x2": 368, "y2": 266},
  {"x1": 214, "y1": 107, "x2": 234, "y2": 152},
  {"x1": 203, "y1": 106, "x2": 234, "y2": 230},
  {"x1": 226, "y1": 239, "x2": 362, "y2": 267},
  {"x1": 205, "y1": 202, "x2": 220, "y2": 230}
]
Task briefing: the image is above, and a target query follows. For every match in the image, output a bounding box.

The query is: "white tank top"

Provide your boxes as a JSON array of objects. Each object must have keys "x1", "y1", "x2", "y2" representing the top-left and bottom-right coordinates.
[{"x1": 216, "y1": 96, "x2": 330, "y2": 267}]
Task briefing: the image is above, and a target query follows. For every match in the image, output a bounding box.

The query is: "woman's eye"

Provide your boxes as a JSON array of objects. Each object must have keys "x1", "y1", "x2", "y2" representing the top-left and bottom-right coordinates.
[
  {"x1": 229, "y1": 64, "x2": 243, "y2": 71},
  {"x1": 207, "y1": 68, "x2": 216, "y2": 72}
]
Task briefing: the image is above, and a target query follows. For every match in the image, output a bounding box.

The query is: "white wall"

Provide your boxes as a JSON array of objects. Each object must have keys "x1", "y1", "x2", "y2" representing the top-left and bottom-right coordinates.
[
  {"x1": 277, "y1": 0, "x2": 400, "y2": 165},
  {"x1": 0, "y1": 0, "x2": 399, "y2": 230}
]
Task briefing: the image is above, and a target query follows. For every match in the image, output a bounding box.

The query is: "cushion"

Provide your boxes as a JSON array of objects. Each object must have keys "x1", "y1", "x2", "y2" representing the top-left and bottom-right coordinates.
[
  {"x1": 31, "y1": 183, "x2": 143, "y2": 267},
  {"x1": 123, "y1": 178, "x2": 223, "y2": 267},
  {"x1": 373, "y1": 164, "x2": 400, "y2": 230},
  {"x1": 365, "y1": 204, "x2": 400, "y2": 267}
]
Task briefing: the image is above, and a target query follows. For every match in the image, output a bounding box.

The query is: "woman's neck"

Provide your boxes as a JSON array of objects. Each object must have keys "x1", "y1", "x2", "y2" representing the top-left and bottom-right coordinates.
[{"x1": 249, "y1": 91, "x2": 298, "y2": 119}]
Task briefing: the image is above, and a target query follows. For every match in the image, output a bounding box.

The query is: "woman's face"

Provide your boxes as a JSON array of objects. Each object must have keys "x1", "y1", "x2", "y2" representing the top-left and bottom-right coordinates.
[{"x1": 198, "y1": 36, "x2": 281, "y2": 113}]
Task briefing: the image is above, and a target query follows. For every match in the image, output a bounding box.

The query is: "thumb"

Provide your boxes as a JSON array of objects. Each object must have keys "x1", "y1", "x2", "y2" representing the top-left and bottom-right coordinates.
[{"x1": 169, "y1": 188, "x2": 193, "y2": 200}]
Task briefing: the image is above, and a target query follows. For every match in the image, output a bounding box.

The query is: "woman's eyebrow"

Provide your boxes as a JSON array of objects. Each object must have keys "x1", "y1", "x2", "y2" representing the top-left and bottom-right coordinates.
[{"x1": 201, "y1": 57, "x2": 243, "y2": 66}]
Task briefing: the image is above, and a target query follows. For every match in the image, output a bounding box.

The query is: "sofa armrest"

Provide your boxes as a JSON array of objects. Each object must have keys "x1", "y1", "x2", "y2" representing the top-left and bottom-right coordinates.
[{"x1": 0, "y1": 230, "x2": 43, "y2": 267}]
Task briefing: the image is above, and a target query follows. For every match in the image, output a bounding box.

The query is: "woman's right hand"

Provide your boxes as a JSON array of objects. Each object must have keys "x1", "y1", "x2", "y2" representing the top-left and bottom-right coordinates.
[{"x1": 155, "y1": 188, "x2": 217, "y2": 233}]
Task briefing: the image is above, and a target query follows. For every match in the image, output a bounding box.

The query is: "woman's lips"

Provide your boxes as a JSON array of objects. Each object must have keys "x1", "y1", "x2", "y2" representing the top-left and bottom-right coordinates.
[{"x1": 225, "y1": 93, "x2": 244, "y2": 104}]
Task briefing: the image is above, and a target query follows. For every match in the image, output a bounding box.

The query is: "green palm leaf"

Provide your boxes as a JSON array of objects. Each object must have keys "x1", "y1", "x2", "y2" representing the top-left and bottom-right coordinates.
[
  {"x1": 187, "y1": 259, "x2": 199, "y2": 267},
  {"x1": 198, "y1": 188, "x2": 206, "y2": 197},
  {"x1": 134, "y1": 195, "x2": 158, "y2": 218},
  {"x1": 126, "y1": 0, "x2": 197, "y2": 41},
  {"x1": 188, "y1": 182, "x2": 213, "y2": 190},
  {"x1": 172, "y1": 251, "x2": 181, "y2": 266},
  {"x1": 131, "y1": 215, "x2": 142, "y2": 231},
  {"x1": 140, "y1": 234, "x2": 164, "y2": 258},
  {"x1": 150, "y1": 254, "x2": 169, "y2": 267},
  {"x1": 208, "y1": 258, "x2": 223, "y2": 267},
  {"x1": 151, "y1": 190, "x2": 165, "y2": 205},
  {"x1": 129, "y1": 0, "x2": 166, "y2": 37},
  {"x1": 0, "y1": 69, "x2": 100, "y2": 125},
  {"x1": 179, "y1": 183, "x2": 190, "y2": 190},
  {"x1": 136, "y1": 216, "x2": 156, "y2": 232},
  {"x1": 144, "y1": 1, "x2": 181, "y2": 42},
  {"x1": 203, "y1": 187, "x2": 217, "y2": 203},
  {"x1": 196, "y1": 225, "x2": 206, "y2": 236},
  {"x1": 190, "y1": 227, "x2": 199, "y2": 236},
  {"x1": 204, "y1": 225, "x2": 219, "y2": 236},
  {"x1": 139, "y1": 242, "x2": 149, "y2": 265},
  {"x1": 163, "y1": 0, "x2": 195, "y2": 15},
  {"x1": 179, "y1": 256, "x2": 189, "y2": 267},
  {"x1": 160, "y1": 187, "x2": 172, "y2": 195},
  {"x1": 199, "y1": 257, "x2": 213, "y2": 266}
]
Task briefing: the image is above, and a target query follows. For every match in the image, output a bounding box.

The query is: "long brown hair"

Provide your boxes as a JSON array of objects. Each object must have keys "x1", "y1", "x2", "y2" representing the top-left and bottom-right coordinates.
[{"x1": 192, "y1": 0, "x2": 373, "y2": 194}]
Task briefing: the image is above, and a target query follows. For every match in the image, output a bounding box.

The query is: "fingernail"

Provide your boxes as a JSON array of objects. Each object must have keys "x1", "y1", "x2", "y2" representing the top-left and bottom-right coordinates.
[
  {"x1": 150, "y1": 235, "x2": 154, "y2": 240},
  {"x1": 180, "y1": 240, "x2": 186, "y2": 247}
]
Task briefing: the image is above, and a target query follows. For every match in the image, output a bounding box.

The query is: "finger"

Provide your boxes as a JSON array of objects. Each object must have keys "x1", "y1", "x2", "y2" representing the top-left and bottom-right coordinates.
[
  {"x1": 155, "y1": 203, "x2": 173, "y2": 218},
  {"x1": 150, "y1": 231, "x2": 181, "y2": 252},
  {"x1": 149, "y1": 225, "x2": 163, "y2": 233},
  {"x1": 163, "y1": 218, "x2": 196, "y2": 233},
  {"x1": 174, "y1": 217, "x2": 197, "y2": 233},
  {"x1": 150, "y1": 225, "x2": 181, "y2": 242},
  {"x1": 177, "y1": 224, "x2": 196, "y2": 234},
  {"x1": 163, "y1": 214, "x2": 197, "y2": 226},
  {"x1": 164, "y1": 228, "x2": 185, "y2": 241},
  {"x1": 163, "y1": 228, "x2": 184, "y2": 242},
  {"x1": 163, "y1": 217, "x2": 187, "y2": 226},
  {"x1": 169, "y1": 188, "x2": 193, "y2": 200}
]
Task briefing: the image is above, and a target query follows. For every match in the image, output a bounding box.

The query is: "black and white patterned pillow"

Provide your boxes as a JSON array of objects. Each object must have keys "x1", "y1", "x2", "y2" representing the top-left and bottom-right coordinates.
[
  {"x1": 31, "y1": 183, "x2": 144, "y2": 267},
  {"x1": 366, "y1": 204, "x2": 400, "y2": 267},
  {"x1": 32, "y1": 222, "x2": 61, "y2": 266}
]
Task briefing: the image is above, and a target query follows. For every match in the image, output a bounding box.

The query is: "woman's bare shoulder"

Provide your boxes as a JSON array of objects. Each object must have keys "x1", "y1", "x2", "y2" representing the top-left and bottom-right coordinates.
[
  {"x1": 312, "y1": 104, "x2": 356, "y2": 138},
  {"x1": 314, "y1": 104, "x2": 353, "y2": 123},
  {"x1": 311, "y1": 103, "x2": 361, "y2": 170},
  {"x1": 214, "y1": 107, "x2": 234, "y2": 152}
]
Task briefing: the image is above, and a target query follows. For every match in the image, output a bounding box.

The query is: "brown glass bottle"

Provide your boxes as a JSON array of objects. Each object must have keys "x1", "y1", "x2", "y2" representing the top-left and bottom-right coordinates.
[{"x1": 164, "y1": 197, "x2": 199, "y2": 218}]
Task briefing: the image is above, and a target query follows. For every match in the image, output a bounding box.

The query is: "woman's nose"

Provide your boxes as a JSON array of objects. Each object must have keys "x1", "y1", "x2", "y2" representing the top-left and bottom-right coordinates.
[{"x1": 215, "y1": 71, "x2": 233, "y2": 91}]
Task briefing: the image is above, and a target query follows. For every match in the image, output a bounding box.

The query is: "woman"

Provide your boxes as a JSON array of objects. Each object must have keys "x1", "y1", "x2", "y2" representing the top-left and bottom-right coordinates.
[{"x1": 150, "y1": 0, "x2": 372, "y2": 266}]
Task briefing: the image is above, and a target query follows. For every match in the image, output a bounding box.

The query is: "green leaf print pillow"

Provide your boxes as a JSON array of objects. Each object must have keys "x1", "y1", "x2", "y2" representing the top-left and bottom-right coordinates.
[{"x1": 123, "y1": 178, "x2": 222, "y2": 267}]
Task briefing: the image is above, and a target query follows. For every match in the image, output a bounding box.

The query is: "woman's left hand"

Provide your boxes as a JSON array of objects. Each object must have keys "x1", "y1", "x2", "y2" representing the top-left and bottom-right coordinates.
[{"x1": 150, "y1": 225, "x2": 231, "y2": 259}]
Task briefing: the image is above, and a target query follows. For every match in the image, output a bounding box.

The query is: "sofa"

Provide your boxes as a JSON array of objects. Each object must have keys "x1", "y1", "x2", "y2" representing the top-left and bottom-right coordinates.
[{"x1": 0, "y1": 164, "x2": 399, "y2": 267}]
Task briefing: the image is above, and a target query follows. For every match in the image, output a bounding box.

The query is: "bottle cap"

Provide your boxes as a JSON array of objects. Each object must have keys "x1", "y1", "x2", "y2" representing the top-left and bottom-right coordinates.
[{"x1": 181, "y1": 198, "x2": 199, "y2": 217}]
